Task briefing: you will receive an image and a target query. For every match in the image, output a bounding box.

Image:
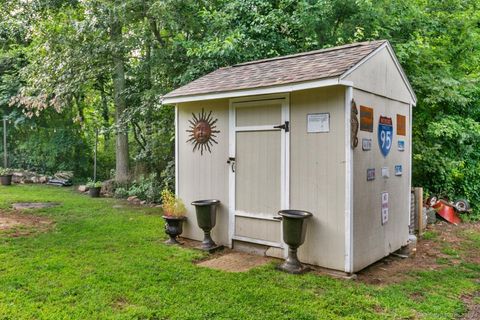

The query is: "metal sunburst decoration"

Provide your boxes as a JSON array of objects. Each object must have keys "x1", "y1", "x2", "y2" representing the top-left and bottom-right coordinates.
[{"x1": 186, "y1": 108, "x2": 220, "y2": 155}]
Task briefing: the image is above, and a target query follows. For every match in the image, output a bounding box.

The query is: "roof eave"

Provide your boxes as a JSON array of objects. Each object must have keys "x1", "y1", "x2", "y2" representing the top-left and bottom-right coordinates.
[{"x1": 161, "y1": 77, "x2": 353, "y2": 105}]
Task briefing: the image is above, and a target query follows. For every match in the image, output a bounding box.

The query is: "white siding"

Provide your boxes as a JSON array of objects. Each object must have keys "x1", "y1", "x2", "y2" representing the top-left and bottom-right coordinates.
[
  {"x1": 290, "y1": 86, "x2": 346, "y2": 270},
  {"x1": 352, "y1": 89, "x2": 410, "y2": 272},
  {"x1": 177, "y1": 99, "x2": 230, "y2": 245},
  {"x1": 344, "y1": 47, "x2": 413, "y2": 105}
]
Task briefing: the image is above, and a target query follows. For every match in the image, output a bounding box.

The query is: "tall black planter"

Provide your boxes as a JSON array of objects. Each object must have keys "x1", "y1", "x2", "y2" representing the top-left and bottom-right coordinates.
[
  {"x1": 163, "y1": 216, "x2": 186, "y2": 245},
  {"x1": 0, "y1": 175, "x2": 12, "y2": 186},
  {"x1": 89, "y1": 187, "x2": 101, "y2": 198},
  {"x1": 276, "y1": 209, "x2": 313, "y2": 274},
  {"x1": 191, "y1": 199, "x2": 223, "y2": 252}
]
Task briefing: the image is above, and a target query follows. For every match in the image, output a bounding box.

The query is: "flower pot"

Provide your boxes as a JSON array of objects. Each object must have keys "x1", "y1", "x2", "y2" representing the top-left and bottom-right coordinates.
[
  {"x1": 89, "y1": 187, "x2": 101, "y2": 198},
  {"x1": 191, "y1": 199, "x2": 222, "y2": 251},
  {"x1": 276, "y1": 209, "x2": 313, "y2": 274},
  {"x1": 163, "y1": 216, "x2": 187, "y2": 245},
  {"x1": 0, "y1": 174, "x2": 13, "y2": 186}
]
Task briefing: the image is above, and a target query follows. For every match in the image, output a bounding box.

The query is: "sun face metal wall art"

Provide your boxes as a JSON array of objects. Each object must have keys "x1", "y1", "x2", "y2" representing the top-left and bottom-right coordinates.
[{"x1": 186, "y1": 108, "x2": 220, "y2": 155}]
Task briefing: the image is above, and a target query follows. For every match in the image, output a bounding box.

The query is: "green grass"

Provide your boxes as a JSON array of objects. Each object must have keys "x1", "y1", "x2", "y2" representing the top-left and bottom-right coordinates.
[
  {"x1": 0, "y1": 185, "x2": 479, "y2": 319},
  {"x1": 422, "y1": 230, "x2": 438, "y2": 240}
]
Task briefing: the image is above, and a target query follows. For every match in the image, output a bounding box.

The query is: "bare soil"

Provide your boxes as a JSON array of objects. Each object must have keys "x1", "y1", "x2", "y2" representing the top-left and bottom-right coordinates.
[
  {"x1": 356, "y1": 221, "x2": 480, "y2": 285},
  {"x1": 0, "y1": 210, "x2": 54, "y2": 237}
]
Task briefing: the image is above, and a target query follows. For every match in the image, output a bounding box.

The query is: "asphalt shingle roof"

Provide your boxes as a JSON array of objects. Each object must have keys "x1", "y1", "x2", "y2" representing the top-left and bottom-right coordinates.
[{"x1": 163, "y1": 40, "x2": 387, "y2": 99}]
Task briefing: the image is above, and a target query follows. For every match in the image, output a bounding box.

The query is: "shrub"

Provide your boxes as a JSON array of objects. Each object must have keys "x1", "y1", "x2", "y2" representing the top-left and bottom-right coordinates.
[{"x1": 161, "y1": 189, "x2": 186, "y2": 217}]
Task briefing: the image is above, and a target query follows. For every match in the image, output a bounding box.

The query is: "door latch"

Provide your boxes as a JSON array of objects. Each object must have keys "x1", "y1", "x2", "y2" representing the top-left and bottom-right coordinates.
[
  {"x1": 227, "y1": 157, "x2": 236, "y2": 172},
  {"x1": 273, "y1": 121, "x2": 289, "y2": 132}
]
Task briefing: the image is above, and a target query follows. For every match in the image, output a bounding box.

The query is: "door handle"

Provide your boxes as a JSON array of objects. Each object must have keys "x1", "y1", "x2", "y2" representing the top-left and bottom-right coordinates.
[
  {"x1": 227, "y1": 157, "x2": 236, "y2": 172},
  {"x1": 273, "y1": 121, "x2": 289, "y2": 132}
]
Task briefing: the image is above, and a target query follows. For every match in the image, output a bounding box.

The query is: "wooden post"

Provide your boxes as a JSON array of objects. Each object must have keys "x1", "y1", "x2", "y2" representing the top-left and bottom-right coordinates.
[{"x1": 414, "y1": 187, "x2": 424, "y2": 235}]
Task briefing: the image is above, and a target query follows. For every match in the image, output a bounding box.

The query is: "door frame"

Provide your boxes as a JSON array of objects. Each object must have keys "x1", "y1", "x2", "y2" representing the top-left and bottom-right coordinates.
[{"x1": 228, "y1": 93, "x2": 290, "y2": 248}]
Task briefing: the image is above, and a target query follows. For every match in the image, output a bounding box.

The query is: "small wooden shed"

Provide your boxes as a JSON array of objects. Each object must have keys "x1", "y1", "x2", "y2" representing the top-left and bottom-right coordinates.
[{"x1": 162, "y1": 40, "x2": 416, "y2": 273}]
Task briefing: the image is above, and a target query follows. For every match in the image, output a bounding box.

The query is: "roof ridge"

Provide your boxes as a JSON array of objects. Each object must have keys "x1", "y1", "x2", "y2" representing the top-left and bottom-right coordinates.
[{"x1": 232, "y1": 40, "x2": 386, "y2": 68}]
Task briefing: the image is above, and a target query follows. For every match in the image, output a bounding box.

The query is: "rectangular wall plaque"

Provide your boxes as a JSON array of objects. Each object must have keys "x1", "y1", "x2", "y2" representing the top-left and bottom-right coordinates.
[
  {"x1": 362, "y1": 138, "x2": 372, "y2": 151},
  {"x1": 395, "y1": 165, "x2": 402, "y2": 176},
  {"x1": 381, "y1": 167, "x2": 390, "y2": 178},
  {"x1": 360, "y1": 106, "x2": 374, "y2": 132},
  {"x1": 398, "y1": 140, "x2": 405, "y2": 151},
  {"x1": 367, "y1": 168, "x2": 375, "y2": 181},
  {"x1": 307, "y1": 113, "x2": 329, "y2": 133},
  {"x1": 397, "y1": 114, "x2": 406, "y2": 136},
  {"x1": 381, "y1": 192, "x2": 389, "y2": 225}
]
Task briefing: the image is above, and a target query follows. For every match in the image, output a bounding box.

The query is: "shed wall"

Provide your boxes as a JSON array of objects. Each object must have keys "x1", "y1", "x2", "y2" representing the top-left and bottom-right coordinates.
[
  {"x1": 290, "y1": 86, "x2": 346, "y2": 270},
  {"x1": 177, "y1": 99, "x2": 230, "y2": 245},
  {"x1": 344, "y1": 47, "x2": 413, "y2": 105},
  {"x1": 352, "y1": 89, "x2": 410, "y2": 272}
]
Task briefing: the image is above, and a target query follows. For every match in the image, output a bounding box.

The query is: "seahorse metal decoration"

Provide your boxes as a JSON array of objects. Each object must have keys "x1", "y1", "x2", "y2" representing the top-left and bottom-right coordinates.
[
  {"x1": 186, "y1": 108, "x2": 220, "y2": 155},
  {"x1": 351, "y1": 99, "x2": 359, "y2": 149}
]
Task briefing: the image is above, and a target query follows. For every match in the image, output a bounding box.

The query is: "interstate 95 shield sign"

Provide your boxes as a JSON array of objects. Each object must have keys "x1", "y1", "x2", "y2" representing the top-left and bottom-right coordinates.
[{"x1": 378, "y1": 116, "x2": 393, "y2": 157}]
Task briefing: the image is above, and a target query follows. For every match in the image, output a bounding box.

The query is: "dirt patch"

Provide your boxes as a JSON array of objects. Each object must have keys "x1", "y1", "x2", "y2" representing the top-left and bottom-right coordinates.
[
  {"x1": 197, "y1": 251, "x2": 274, "y2": 272},
  {"x1": 12, "y1": 202, "x2": 61, "y2": 210},
  {"x1": 0, "y1": 211, "x2": 54, "y2": 237},
  {"x1": 461, "y1": 291, "x2": 480, "y2": 320},
  {"x1": 356, "y1": 221, "x2": 480, "y2": 285}
]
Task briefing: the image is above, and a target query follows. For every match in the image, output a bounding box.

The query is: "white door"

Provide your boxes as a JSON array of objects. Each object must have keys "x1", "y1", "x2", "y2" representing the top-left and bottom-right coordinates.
[{"x1": 228, "y1": 95, "x2": 289, "y2": 248}]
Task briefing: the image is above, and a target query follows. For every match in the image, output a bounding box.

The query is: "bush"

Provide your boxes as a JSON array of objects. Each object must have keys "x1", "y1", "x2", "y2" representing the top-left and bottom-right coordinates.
[
  {"x1": 125, "y1": 173, "x2": 162, "y2": 203},
  {"x1": 413, "y1": 115, "x2": 480, "y2": 220},
  {"x1": 114, "y1": 187, "x2": 128, "y2": 199}
]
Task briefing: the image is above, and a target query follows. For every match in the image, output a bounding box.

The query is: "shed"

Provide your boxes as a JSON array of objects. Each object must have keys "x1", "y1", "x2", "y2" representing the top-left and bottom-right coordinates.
[{"x1": 162, "y1": 40, "x2": 416, "y2": 273}]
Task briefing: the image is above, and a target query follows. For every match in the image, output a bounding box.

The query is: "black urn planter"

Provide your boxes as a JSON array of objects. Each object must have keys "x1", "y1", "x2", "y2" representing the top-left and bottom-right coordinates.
[
  {"x1": 163, "y1": 216, "x2": 187, "y2": 245},
  {"x1": 0, "y1": 175, "x2": 13, "y2": 186},
  {"x1": 89, "y1": 187, "x2": 101, "y2": 198},
  {"x1": 191, "y1": 199, "x2": 223, "y2": 252},
  {"x1": 276, "y1": 209, "x2": 313, "y2": 274}
]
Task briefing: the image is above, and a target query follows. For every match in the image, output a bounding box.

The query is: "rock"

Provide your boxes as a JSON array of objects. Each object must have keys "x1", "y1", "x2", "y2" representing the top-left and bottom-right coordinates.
[
  {"x1": 127, "y1": 196, "x2": 138, "y2": 202},
  {"x1": 54, "y1": 171, "x2": 74, "y2": 180},
  {"x1": 39, "y1": 176, "x2": 48, "y2": 184},
  {"x1": 78, "y1": 185, "x2": 89, "y2": 192},
  {"x1": 140, "y1": 200, "x2": 146, "y2": 205}
]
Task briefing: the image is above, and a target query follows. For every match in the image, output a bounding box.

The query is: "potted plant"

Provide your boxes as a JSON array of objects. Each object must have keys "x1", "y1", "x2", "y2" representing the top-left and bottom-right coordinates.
[
  {"x1": 86, "y1": 179, "x2": 103, "y2": 197},
  {"x1": 0, "y1": 168, "x2": 13, "y2": 186},
  {"x1": 161, "y1": 189, "x2": 187, "y2": 245}
]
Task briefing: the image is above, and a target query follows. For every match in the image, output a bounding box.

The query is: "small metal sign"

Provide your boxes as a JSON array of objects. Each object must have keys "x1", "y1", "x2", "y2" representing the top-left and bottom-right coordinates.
[
  {"x1": 395, "y1": 165, "x2": 403, "y2": 176},
  {"x1": 360, "y1": 105, "x2": 374, "y2": 132},
  {"x1": 397, "y1": 114, "x2": 406, "y2": 136},
  {"x1": 307, "y1": 113, "x2": 329, "y2": 133},
  {"x1": 367, "y1": 168, "x2": 375, "y2": 181},
  {"x1": 381, "y1": 167, "x2": 390, "y2": 178},
  {"x1": 378, "y1": 116, "x2": 393, "y2": 157},
  {"x1": 362, "y1": 138, "x2": 372, "y2": 151},
  {"x1": 381, "y1": 192, "x2": 389, "y2": 225},
  {"x1": 398, "y1": 140, "x2": 405, "y2": 151}
]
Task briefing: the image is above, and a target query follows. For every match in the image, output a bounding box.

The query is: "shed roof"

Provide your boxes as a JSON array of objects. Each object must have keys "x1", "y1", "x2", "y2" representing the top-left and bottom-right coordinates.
[{"x1": 163, "y1": 40, "x2": 416, "y2": 105}]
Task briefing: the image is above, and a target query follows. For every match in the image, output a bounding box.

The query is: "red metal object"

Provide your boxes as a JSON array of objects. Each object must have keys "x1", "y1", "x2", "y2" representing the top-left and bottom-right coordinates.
[{"x1": 432, "y1": 199, "x2": 462, "y2": 225}]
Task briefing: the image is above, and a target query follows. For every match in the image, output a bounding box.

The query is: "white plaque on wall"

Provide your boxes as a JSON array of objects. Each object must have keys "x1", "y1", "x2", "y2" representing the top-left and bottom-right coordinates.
[
  {"x1": 381, "y1": 192, "x2": 389, "y2": 225},
  {"x1": 307, "y1": 113, "x2": 330, "y2": 133}
]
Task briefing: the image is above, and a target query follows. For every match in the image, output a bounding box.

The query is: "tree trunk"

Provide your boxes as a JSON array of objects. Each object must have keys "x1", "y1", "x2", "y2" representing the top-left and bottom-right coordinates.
[{"x1": 110, "y1": 16, "x2": 129, "y2": 184}]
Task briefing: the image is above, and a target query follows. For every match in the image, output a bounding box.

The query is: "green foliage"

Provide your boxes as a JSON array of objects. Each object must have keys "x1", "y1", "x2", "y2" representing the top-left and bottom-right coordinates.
[
  {"x1": 126, "y1": 173, "x2": 162, "y2": 203},
  {"x1": 0, "y1": 167, "x2": 12, "y2": 175},
  {"x1": 414, "y1": 116, "x2": 480, "y2": 218},
  {"x1": 85, "y1": 179, "x2": 102, "y2": 188},
  {"x1": 114, "y1": 187, "x2": 128, "y2": 199}
]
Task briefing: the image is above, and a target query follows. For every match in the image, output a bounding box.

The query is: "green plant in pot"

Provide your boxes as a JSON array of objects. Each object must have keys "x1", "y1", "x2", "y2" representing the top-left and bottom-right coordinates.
[
  {"x1": 0, "y1": 167, "x2": 13, "y2": 186},
  {"x1": 86, "y1": 179, "x2": 103, "y2": 197},
  {"x1": 161, "y1": 189, "x2": 187, "y2": 245}
]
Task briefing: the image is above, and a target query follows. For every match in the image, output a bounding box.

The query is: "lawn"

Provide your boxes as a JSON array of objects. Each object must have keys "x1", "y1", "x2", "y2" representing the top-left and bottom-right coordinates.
[{"x1": 0, "y1": 185, "x2": 478, "y2": 319}]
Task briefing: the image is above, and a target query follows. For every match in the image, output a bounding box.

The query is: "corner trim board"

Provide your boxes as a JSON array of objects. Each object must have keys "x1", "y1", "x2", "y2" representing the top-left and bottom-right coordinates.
[{"x1": 344, "y1": 86, "x2": 354, "y2": 273}]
